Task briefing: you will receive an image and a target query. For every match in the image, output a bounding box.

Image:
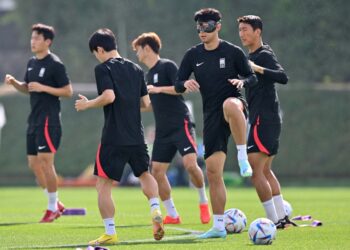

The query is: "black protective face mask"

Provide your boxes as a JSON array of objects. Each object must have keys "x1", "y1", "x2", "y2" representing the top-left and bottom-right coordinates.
[{"x1": 196, "y1": 20, "x2": 218, "y2": 33}]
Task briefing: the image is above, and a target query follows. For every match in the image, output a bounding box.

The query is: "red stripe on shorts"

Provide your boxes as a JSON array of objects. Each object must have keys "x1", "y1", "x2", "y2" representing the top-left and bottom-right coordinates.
[
  {"x1": 253, "y1": 116, "x2": 270, "y2": 155},
  {"x1": 96, "y1": 144, "x2": 108, "y2": 178},
  {"x1": 184, "y1": 119, "x2": 197, "y2": 153},
  {"x1": 44, "y1": 117, "x2": 57, "y2": 153}
]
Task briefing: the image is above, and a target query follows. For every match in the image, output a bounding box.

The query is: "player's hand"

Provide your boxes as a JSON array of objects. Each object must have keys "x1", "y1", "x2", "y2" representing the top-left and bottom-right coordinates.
[
  {"x1": 228, "y1": 79, "x2": 244, "y2": 89},
  {"x1": 147, "y1": 85, "x2": 161, "y2": 94},
  {"x1": 184, "y1": 79, "x2": 200, "y2": 92},
  {"x1": 75, "y1": 94, "x2": 89, "y2": 111},
  {"x1": 4, "y1": 74, "x2": 16, "y2": 85},
  {"x1": 28, "y1": 82, "x2": 46, "y2": 92}
]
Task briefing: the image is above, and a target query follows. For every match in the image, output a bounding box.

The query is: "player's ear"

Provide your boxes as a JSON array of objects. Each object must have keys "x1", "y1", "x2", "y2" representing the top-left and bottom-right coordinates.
[
  {"x1": 216, "y1": 23, "x2": 222, "y2": 32},
  {"x1": 45, "y1": 39, "x2": 53, "y2": 47},
  {"x1": 97, "y1": 46, "x2": 105, "y2": 54}
]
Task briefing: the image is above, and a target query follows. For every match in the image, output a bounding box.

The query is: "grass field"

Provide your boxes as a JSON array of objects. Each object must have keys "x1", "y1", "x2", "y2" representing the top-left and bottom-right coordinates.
[{"x1": 0, "y1": 187, "x2": 349, "y2": 250}]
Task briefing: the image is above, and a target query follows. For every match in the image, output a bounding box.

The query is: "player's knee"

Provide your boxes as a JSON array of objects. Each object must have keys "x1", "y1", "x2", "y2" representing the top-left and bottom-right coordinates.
[
  {"x1": 151, "y1": 166, "x2": 165, "y2": 179},
  {"x1": 184, "y1": 163, "x2": 198, "y2": 174},
  {"x1": 223, "y1": 98, "x2": 242, "y2": 115},
  {"x1": 205, "y1": 167, "x2": 220, "y2": 181}
]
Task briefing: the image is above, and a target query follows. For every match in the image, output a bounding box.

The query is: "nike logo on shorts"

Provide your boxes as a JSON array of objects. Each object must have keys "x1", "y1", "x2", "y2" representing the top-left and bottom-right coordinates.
[
  {"x1": 247, "y1": 145, "x2": 254, "y2": 149},
  {"x1": 38, "y1": 146, "x2": 46, "y2": 150},
  {"x1": 196, "y1": 62, "x2": 204, "y2": 67},
  {"x1": 184, "y1": 146, "x2": 191, "y2": 152}
]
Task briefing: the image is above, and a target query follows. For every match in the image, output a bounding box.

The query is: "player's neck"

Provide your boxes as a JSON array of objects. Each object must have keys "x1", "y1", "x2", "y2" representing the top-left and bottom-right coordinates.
[
  {"x1": 144, "y1": 54, "x2": 160, "y2": 69},
  {"x1": 203, "y1": 37, "x2": 220, "y2": 51},
  {"x1": 103, "y1": 50, "x2": 121, "y2": 62},
  {"x1": 35, "y1": 49, "x2": 50, "y2": 60},
  {"x1": 248, "y1": 40, "x2": 263, "y2": 53}
]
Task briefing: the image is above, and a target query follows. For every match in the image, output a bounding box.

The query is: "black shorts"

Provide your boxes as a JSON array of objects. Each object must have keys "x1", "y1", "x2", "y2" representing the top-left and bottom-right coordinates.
[
  {"x1": 247, "y1": 116, "x2": 281, "y2": 156},
  {"x1": 27, "y1": 125, "x2": 61, "y2": 155},
  {"x1": 152, "y1": 119, "x2": 197, "y2": 163},
  {"x1": 94, "y1": 144, "x2": 150, "y2": 182},
  {"x1": 203, "y1": 97, "x2": 248, "y2": 159}
]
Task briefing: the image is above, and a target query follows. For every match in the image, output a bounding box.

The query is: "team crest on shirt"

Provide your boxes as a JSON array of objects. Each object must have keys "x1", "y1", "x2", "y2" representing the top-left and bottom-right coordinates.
[
  {"x1": 153, "y1": 73, "x2": 158, "y2": 83},
  {"x1": 39, "y1": 67, "x2": 46, "y2": 77},
  {"x1": 219, "y1": 58, "x2": 226, "y2": 68}
]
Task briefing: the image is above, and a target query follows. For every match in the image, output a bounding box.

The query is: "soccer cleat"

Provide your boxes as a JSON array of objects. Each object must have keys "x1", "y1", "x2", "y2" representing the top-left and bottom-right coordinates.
[
  {"x1": 197, "y1": 227, "x2": 227, "y2": 239},
  {"x1": 88, "y1": 233, "x2": 118, "y2": 245},
  {"x1": 39, "y1": 209, "x2": 61, "y2": 223},
  {"x1": 199, "y1": 203, "x2": 211, "y2": 224},
  {"x1": 163, "y1": 215, "x2": 181, "y2": 224},
  {"x1": 238, "y1": 159, "x2": 253, "y2": 177},
  {"x1": 275, "y1": 216, "x2": 298, "y2": 229},
  {"x1": 152, "y1": 209, "x2": 165, "y2": 241},
  {"x1": 57, "y1": 201, "x2": 65, "y2": 213}
]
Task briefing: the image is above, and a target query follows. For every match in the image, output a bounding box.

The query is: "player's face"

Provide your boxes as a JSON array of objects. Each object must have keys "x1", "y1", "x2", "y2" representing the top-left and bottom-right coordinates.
[
  {"x1": 135, "y1": 46, "x2": 146, "y2": 63},
  {"x1": 239, "y1": 23, "x2": 259, "y2": 47},
  {"x1": 30, "y1": 31, "x2": 50, "y2": 53},
  {"x1": 197, "y1": 21, "x2": 220, "y2": 44}
]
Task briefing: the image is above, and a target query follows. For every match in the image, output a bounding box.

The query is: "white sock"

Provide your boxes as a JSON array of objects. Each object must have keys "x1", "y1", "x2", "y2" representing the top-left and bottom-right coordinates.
[
  {"x1": 197, "y1": 186, "x2": 208, "y2": 204},
  {"x1": 213, "y1": 214, "x2": 225, "y2": 231},
  {"x1": 273, "y1": 194, "x2": 286, "y2": 220},
  {"x1": 236, "y1": 144, "x2": 248, "y2": 161},
  {"x1": 262, "y1": 199, "x2": 279, "y2": 223},
  {"x1": 43, "y1": 188, "x2": 49, "y2": 198},
  {"x1": 163, "y1": 198, "x2": 178, "y2": 218},
  {"x1": 103, "y1": 218, "x2": 116, "y2": 235},
  {"x1": 47, "y1": 192, "x2": 58, "y2": 212},
  {"x1": 149, "y1": 197, "x2": 160, "y2": 213}
]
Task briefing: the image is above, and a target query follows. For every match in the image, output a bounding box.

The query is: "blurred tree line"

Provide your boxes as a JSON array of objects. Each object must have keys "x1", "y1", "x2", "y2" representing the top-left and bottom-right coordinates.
[{"x1": 0, "y1": 0, "x2": 349, "y2": 83}]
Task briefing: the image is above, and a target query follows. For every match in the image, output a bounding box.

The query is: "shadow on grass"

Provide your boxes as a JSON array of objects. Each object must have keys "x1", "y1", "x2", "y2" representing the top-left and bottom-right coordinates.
[{"x1": 0, "y1": 222, "x2": 37, "y2": 226}]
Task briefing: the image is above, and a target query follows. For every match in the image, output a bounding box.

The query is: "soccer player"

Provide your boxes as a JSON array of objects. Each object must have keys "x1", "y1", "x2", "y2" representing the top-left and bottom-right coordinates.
[
  {"x1": 132, "y1": 32, "x2": 210, "y2": 225},
  {"x1": 75, "y1": 28, "x2": 164, "y2": 245},
  {"x1": 237, "y1": 15, "x2": 296, "y2": 228},
  {"x1": 175, "y1": 8, "x2": 257, "y2": 238},
  {"x1": 4, "y1": 23, "x2": 73, "y2": 222}
]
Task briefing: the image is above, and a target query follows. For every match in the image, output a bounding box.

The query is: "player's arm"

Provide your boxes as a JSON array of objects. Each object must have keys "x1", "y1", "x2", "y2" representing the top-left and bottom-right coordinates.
[
  {"x1": 140, "y1": 94, "x2": 152, "y2": 112},
  {"x1": 249, "y1": 52, "x2": 288, "y2": 84},
  {"x1": 28, "y1": 82, "x2": 73, "y2": 97},
  {"x1": 230, "y1": 48, "x2": 257, "y2": 89},
  {"x1": 175, "y1": 49, "x2": 199, "y2": 93},
  {"x1": 4, "y1": 74, "x2": 29, "y2": 94},
  {"x1": 147, "y1": 85, "x2": 180, "y2": 95},
  {"x1": 75, "y1": 89, "x2": 115, "y2": 111}
]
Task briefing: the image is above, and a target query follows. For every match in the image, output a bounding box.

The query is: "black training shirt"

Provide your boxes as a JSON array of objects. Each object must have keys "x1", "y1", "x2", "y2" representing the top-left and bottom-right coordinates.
[
  {"x1": 247, "y1": 44, "x2": 288, "y2": 124},
  {"x1": 175, "y1": 40, "x2": 256, "y2": 117},
  {"x1": 24, "y1": 53, "x2": 70, "y2": 126},
  {"x1": 95, "y1": 57, "x2": 147, "y2": 146},
  {"x1": 146, "y1": 58, "x2": 191, "y2": 142}
]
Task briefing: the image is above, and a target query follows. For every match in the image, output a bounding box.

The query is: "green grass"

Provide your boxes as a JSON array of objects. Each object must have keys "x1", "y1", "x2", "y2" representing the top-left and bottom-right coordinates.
[{"x1": 0, "y1": 187, "x2": 349, "y2": 249}]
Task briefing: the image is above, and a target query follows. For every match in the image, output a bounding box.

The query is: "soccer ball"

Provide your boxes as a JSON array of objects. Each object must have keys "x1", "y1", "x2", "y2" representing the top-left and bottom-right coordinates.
[
  {"x1": 224, "y1": 208, "x2": 247, "y2": 233},
  {"x1": 283, "y1": 200, "x2": 293, "y2": 217},
  {"x1": 248, "y1": 218, "x2": 277, "y2": 245}
]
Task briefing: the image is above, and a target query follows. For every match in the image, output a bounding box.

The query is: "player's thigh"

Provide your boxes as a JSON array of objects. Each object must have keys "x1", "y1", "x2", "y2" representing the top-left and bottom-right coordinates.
[
  {"x1": 152, "y1": 141, "x2": 177, "y2": 163},
  {"x1": 128, "y1": 144, "x2": 151, "y2": 178}
]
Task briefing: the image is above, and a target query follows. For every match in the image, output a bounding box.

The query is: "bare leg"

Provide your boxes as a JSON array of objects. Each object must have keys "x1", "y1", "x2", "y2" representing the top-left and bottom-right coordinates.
[
  {"x1": 205, "y1": 152, "x2": 226, "y2": 215},
  {"x1": 223, "y1": 97, "x2": 247, "y2": 145},
  {"x1": 263, "y1": 156, "x2": 281, "y2": 196},
  {"x1": 96, "y1": 177, "x2": 115, "y2": 218},
  {"x1": 151, "y1": 162, "x2": 171, "y2": 201},
  {"x1": 249, "y1": 152, "x2": 271, "y2": 202},
  {"x1": 28, "y1": 155, "x2": 46, "y2": 189},
  {"x1": 37, "y1": 153, "x2": 57, "y2": 193},
  {"x1": 182, "y1": 153, "x2": 204, "y2": 188},
  {"x1": 139, "y1": 171, "x2": 159, "y2": 199}
]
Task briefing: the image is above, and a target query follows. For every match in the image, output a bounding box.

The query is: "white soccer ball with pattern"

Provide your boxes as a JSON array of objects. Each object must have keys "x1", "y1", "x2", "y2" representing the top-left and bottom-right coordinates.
[
  {"x1": 283, "y1": 200, "x2": 293, "y2": 217},
  {"x1": 248, "y1": 218, "x2": 277, "y2": 245},
  {"x1": 224, "y1": 208, "x2": 247, "y2": 233}
]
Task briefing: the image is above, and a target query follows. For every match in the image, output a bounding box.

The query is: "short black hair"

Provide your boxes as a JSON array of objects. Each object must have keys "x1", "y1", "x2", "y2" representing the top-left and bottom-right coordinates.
[
  {"x1": 132, "y1": 32, "x2": 162, "y2": 54},
  {"x1": 89, "y1": 28, "x2": 117, "y2": 53},
  {"x1": 237, "y1": 15, "x2": 263, "y2": 31},
  {"x1": 194, "y1": 8, "x2": 222, "y2": 22},
  {"x1": 32, "y1": 23, "x2": 55, "y2": 41}
]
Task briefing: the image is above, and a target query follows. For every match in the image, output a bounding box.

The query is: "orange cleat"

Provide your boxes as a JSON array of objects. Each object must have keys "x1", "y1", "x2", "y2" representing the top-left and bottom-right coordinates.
[
  {"x1": 199, "y1": 203, "x2": 211, "y2": 224},
  {"x1": 57, "y1": 201, "x2": 65, "y2": 213},
  {"x1": 163, "y1": 215, "x2": 181, "y2": 224},
  {"x1": 40, "y1": 210, "x2": 61, "y2": 223}
]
